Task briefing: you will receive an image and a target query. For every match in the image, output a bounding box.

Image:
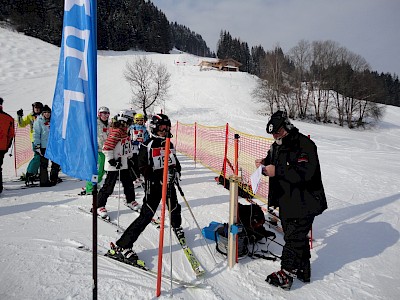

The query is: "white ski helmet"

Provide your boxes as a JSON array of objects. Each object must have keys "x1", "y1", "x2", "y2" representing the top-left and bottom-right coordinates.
[
  {"x1": 98, "y1": 106, "x2": 110, "y2": 116},
  {"x1": 117, "y1": 109, "x2": 135, "y2": 124}
]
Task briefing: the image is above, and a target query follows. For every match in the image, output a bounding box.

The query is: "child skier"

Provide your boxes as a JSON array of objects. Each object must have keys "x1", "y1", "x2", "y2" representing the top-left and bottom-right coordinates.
[
  {"x1": 106, "y1": 113, "x2": 183, "y2": 263},
  {"x1": 96, "y1": 110, "x2": 139, "y2": 219},
  {"x1": 128, "y1": 113, "x2": 150, "y2": 187}
]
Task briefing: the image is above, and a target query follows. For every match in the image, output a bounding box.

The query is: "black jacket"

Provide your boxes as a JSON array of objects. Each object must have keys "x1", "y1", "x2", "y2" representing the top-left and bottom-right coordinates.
[
  {"x1": 264, "y1": 128, "x2": 327, "y2": 219},
  {"x1": 138, "y1": 136, "x2": 181, "y2": 182}
]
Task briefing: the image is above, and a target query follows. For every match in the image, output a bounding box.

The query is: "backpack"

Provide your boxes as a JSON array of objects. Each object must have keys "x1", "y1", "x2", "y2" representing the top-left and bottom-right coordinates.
[{"x1": 215, "y1": 203, "x2": 275, "y2": 258}]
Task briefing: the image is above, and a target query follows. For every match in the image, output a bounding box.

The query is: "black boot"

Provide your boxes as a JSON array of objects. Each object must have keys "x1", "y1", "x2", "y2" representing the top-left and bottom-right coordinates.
[
  {"x1": 25, "y1": 173, "x2": 35, "y2": 186},
  {"x1": 266, "y1": 269, "x2": 295, "y2": 290}
]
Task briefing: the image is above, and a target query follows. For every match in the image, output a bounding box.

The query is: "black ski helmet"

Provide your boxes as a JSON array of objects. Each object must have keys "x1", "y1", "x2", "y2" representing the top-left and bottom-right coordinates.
[
  {"x1": 266, "y1": 110, "x2": 294, "y2": 134},
  {"x1": 32, "y1": 102, "x2": 44, "y2": 111},
  {"x1": 150, "y1": 113, "x2": 171, "y2": 135}
]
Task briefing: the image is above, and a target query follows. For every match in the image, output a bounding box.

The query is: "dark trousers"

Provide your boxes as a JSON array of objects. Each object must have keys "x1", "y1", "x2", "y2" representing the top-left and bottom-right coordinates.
[
  {"x1": 97, "y1": 169, "x2": 136, "y2": 207},
  {"x1": 39, "y1": 150, "x2": 60, "y2": 184},
  {"x1": 128, "y1": 155, "x2": 140, "y2": 180},
  {"x1": 116, "y1": 180, "x2": 182, "y2": 249},
  {"x1": 280, "y1": 216, "x2": 314, "y2": 272}
]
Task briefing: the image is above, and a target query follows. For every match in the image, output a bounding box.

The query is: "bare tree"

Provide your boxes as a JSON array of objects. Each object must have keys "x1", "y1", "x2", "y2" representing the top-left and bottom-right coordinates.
[
  {"x1": 124, "y1": 56, "x2": 171, "y2": 117},
  {"x1": 288, "y1": 39, "x2": 312, "y2": 118}
]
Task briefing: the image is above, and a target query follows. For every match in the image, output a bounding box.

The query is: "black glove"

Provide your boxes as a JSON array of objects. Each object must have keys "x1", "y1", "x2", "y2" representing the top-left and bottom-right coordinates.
[
  {"x1": 108, "y1": 158, "x2": 117, "y2": 167},
  {"x1": 115, "y1": 158, "x2": 122, "y2": 169},
  {"x1": 17, "y1": 109, "x2": 23, "y2": 117},
  {"x1": 108, "y1": 158, "x2": 122, "y2": 169},
  {"x1": 168, "y1": 170, "x2": 181, "y2": 183}
]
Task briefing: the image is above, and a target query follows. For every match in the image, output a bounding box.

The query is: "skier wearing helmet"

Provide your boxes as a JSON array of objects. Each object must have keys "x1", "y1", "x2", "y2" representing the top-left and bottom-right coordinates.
[
  {"x1": 16, "y1": 101, "x2": 44, "y2": 185},
  {"x1": 106, "y1": 113, "x2": 183, "y2": 264},
  {"x1": 80, "y1": 106, "x2": 110, "y2": 195},
  {"x1": 96, "y1": 110, "x2": 139, "y2": 219},
  {"x1": 128, "y1": 113, "x2": 150, "y2": 187}
]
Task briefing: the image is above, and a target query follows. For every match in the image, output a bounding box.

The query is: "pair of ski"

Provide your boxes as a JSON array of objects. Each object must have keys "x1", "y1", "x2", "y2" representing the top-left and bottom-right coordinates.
[
  {"x1": 78, "y1": 205, "x2": 205, "y2": 277},
  {"x1": 76, "y1": 244, "x2": 209, "y2": 289}
]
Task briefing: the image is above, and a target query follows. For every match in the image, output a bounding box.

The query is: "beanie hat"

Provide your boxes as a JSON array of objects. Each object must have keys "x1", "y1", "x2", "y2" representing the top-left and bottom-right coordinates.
[
  {"x1": 0, "y1": 97, "x2": 3, "y2": 105},
  {"x1": 42, "y1": 105, "x2": 51, "y2": 113},
  {"x1": 266, "y1": 110, "x2": 294, "y2": 134}
]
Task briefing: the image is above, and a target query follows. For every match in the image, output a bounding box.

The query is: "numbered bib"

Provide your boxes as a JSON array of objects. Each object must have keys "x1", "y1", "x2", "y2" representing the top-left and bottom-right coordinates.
[
  {"x1": 151, "y1": 147, "x2": 176, "y2": 170},
  {"x1": 133, "y1": 129, "x2": 144, "y2": 142},
  {"x1": 120, "y1": 137, "x2": 133, "y2": 156}
]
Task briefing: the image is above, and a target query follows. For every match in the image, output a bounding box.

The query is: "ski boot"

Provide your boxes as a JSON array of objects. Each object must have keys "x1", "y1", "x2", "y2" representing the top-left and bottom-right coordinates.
[
  {"x1": 266, "y1": 269, "x2": 295, "y2": 290},
  {"x1": 96, "y1": 207, "x2": 109, "y2": 220},
  {"x1": 125, "y1": 200, "x2": 141, "y2": 212},
  {"x1": 106, "y1": 242, "x2": 145, "y2": 269},
  {"x1": 25, "y1": 173, "x2": 35, "y2": 186}
]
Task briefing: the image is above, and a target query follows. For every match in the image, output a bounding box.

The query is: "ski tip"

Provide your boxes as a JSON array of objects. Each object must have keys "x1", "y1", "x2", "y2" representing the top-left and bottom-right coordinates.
[{"x1": 195, "y1": 271, "x2": 206, "y2": 278}]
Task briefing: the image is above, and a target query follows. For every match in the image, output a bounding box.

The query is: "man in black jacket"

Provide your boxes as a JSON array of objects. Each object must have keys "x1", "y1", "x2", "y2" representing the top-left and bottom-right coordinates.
[
  {"x1": 108, "y1": 113, "x2": 182, "y2": 264},
  {"x1": 255, "y1": 111, "x2": 327, "y2": 290}
]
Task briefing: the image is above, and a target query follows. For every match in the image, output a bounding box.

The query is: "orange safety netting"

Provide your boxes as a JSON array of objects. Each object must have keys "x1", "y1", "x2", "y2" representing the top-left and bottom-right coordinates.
[
  {"x1": 172, "y1": 121, "x2": 274, "y2": 204},
  {"x1": 14, "y1": 124, "x2": 33, "y2": 171}
]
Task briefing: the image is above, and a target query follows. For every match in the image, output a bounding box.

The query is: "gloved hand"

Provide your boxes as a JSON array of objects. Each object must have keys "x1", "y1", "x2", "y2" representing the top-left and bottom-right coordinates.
[
  {"x1": 168, "y1": 170, "x2": 181, "y2": 183},
  {"x1": 34, "y1": 144, "x2": 42, "y2": 156},
  {"x1": 17, "y1": 109, "x2": 23, "y2": 117},
  {"x1": 108, "y1": 158, "x2": 117, "y2": 167},
  {"x1": 115, "y1": 158, "x2": 122, "y2": 169},
  {"x1": 108, "y1": 158, "x2": 122, "y2": 169}
]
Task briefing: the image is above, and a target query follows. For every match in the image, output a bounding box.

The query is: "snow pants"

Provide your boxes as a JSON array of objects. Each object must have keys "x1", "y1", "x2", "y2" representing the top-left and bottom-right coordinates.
[
  {"x1": 280, "y1": 216, "x2": 314, "y2": 272},
  {"x1": 116, "y1": 180, "x2": 182, "y2": 249},
  {"x1": 26, "y1": 143, "x2": 40, "y2": 175},
  {"x1": 97, "y1": 169, "x2": 136, "y2": 207},
  {"x1": 39, "y1": 149, "x2": 60, "y2": 184}
]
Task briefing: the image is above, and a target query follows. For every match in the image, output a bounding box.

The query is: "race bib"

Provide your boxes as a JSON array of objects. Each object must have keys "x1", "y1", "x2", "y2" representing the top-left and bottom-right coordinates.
[
  {"x1": 120, "y1": 137, "x2": 133, "y2": 156},
  {"x1": 134, "y1": 129, "x2": 144, "y2": 142},
  {"x1": 151, "y1": 147, "x2": 176, "y2": 170}
]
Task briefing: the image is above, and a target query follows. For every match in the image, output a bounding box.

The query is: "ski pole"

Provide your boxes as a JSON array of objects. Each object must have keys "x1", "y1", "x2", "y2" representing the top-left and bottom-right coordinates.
[
  {"x1": 175, "y1": 180, "x2": 218, "y2": 264},
  {"x1": 9, "y1": 137, "x2": 14, "y2": 157},
  {"x1": 116, "y1": 168, "x2": 121, "y2": 232},
  {"x1": 167, "y1": 178, "x2": 173, "y2": 296}
]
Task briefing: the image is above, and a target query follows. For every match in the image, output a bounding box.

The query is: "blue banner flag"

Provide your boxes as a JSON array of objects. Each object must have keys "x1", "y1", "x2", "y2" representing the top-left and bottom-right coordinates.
[{"x1": 46, "y1": 0, "x2": 98, "y2": 182}]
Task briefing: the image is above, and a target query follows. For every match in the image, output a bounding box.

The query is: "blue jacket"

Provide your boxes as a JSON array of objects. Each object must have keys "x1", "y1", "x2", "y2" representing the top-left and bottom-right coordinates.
[{"x1": 33, "y1": 115, "x2": 50, "y2": 148}]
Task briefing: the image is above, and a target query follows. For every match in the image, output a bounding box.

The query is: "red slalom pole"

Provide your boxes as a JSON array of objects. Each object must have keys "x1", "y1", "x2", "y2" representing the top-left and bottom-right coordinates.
[{"x1": 156, "y1": 136, "x2": 171, "y2": 297}]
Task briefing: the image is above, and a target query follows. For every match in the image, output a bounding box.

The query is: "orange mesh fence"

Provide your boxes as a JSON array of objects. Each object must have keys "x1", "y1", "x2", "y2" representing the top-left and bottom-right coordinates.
[
  {"x1": 171, "y1": 122, "x2": 274, "y2": 204},
  {"x1": 14, "y1": 123, "x2": 33, "y2": 171}
]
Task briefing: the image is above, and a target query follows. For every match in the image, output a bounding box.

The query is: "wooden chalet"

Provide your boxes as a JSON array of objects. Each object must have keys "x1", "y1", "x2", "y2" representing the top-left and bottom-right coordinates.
[{"x1": 199, "y1": 58, "x2": 242, "y2": 72}]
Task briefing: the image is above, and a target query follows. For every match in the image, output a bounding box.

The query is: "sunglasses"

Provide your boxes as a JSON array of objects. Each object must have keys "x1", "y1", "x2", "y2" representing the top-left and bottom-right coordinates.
[{"x1": 158, "y1": 125, "x2": 170, "y2": 132}]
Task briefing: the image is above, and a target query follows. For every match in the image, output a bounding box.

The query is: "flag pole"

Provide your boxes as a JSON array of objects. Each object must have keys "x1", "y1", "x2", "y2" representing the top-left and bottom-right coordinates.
[
  {"x1": 92, "y1": 1, "x2": 98, "y2": 299},
  {"x1": 92, "y1": 185, "x2": 98, "y2": 299}
]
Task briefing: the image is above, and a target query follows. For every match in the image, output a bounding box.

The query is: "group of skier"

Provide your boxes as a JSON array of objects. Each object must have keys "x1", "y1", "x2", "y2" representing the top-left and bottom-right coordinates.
[
  {"x1": 95, "y1": 108, "x2": 327, "y2": 291},
  {"x1": 17, "y1": 102, "x2": 61, "y2": 186},
  {"x1": 5, "y1": 100, "x2": 328, "y2": 291},
  {"x1": 84, "y1": 107, "x2": 184, "y2": 265}
]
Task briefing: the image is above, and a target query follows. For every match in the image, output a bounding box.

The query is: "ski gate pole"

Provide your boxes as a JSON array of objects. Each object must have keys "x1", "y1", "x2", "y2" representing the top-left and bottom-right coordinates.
[{"x1": 156, "y1": 135, "x2": 171, "y2": 297}]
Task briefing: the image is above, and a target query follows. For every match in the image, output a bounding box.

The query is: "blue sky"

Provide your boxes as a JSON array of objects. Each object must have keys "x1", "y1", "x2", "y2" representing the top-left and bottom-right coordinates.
[{"x1": 152, "y1": 0, "x2": 400, "y2": 76}]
